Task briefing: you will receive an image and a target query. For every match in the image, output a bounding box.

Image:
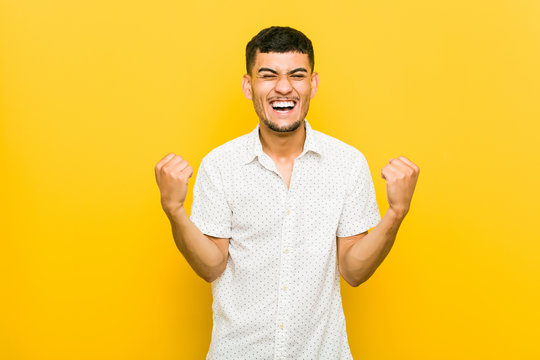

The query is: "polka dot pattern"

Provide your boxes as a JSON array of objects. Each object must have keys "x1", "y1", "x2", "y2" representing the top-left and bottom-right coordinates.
[{"x1": 190, "y1": 119, "x2": 381, "y2": 359}]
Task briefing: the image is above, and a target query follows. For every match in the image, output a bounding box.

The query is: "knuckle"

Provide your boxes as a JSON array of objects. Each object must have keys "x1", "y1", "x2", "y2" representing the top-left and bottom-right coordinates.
[
  {"x1": 162, "y1": 165, "x2": 173, "y2": 174},
  {"x1": 179, "y1": 173, "x2": 190, "y2": 182}
]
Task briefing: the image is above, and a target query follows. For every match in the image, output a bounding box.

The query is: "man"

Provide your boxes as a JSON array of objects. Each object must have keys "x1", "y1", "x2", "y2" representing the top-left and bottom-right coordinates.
[{"x1": 154, "y1": 26, "x2": 419, "y2": 359}]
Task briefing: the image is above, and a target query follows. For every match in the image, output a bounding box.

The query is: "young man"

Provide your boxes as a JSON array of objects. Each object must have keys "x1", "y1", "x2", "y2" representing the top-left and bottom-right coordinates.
[{"x1": 154, "y1": 26, "x2": 419, "y2": 359}]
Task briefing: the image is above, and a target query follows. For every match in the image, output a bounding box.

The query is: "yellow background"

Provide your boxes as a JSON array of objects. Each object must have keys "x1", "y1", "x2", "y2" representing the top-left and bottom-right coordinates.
[{"x1": 2, "y1": 0, "x2": 539, "y2": 359}]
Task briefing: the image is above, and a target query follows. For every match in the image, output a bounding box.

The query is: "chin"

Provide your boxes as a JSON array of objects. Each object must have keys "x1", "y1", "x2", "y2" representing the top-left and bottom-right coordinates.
[{"x1": 263, "y1": 117, "x2": 303, "y2": 133}]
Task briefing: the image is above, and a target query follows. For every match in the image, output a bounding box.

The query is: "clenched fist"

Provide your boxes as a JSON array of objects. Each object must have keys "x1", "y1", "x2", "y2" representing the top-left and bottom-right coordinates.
[
  {"x1": 381, "y1": 156, "x2": 419, "y2": 219},
  {"x1": 154, "y1": 153, "x2": 194, "y2": 214}
]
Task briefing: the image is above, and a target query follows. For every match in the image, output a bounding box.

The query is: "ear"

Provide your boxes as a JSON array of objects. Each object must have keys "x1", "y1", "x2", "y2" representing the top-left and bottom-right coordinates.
[
  {"x1": 310, "y1": 71, "x2": 319, "y2": 99},
  {"x1": 242, "y1": 74, "x2": 253, "y2": 100}
]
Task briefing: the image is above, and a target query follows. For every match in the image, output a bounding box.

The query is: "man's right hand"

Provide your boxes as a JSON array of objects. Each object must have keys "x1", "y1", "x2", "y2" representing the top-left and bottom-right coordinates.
[{"x1": 154, "y1": 153, "x2": 194, "y2": 214}]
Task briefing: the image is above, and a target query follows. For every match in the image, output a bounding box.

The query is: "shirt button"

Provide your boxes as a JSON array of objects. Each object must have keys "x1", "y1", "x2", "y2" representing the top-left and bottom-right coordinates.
[
  {"x1": 279, "y1": 323, "x2": 284, "y2": 329},
  {"x1": 284, "y1": 248, "x2": 289, "y2": 254},
  {"x1": 286, "y1": 209, "x2": 291, "y2": 215},
  {"x1": 282, "y1": 285, "x2": 288, "y2": 291}
]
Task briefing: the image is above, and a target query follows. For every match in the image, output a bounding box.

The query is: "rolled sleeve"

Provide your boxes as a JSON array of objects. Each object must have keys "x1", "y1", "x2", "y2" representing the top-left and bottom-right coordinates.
[
  {"x1": 189, "y1": 155, "x2": 232, "y2": 238},
  {"x1": 336, "y1": 153, "x2": 381, "y2": 238}
]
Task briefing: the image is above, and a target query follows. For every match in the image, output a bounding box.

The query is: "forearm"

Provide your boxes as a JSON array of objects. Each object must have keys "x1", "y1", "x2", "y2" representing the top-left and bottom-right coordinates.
[
  {"x1": 342, "y1": 208, "x2": 405, "y2": 286},
  {"x1": 164, "y1": 206, "x2": 226, "y2": 282}
]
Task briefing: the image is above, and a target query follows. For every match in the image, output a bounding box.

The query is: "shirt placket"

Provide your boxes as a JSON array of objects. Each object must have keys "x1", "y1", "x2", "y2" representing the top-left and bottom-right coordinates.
[{"x1": 274, "y1": 157, "x2": 302, "y2": 360}]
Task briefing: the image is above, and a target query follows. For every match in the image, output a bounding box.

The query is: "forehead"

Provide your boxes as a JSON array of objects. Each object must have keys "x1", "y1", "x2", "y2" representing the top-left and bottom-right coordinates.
[{"x1": 253, "y1": 51, "x2": 311, "y2": 72}]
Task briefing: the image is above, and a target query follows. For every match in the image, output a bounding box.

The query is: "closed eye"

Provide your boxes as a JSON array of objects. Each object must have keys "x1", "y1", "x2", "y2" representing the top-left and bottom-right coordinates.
[{"x1": 258, "y1": 73, "x2": 306, "y2": 80}]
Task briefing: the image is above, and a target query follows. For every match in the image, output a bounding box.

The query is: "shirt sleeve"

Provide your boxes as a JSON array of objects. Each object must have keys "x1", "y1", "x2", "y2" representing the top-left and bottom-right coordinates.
[
  {"x1": 189, "y1": 155, "x2": 232, "y2": 238},
  {"x1": 336, "y1": 152, "x2": 381, "y2": 238}
]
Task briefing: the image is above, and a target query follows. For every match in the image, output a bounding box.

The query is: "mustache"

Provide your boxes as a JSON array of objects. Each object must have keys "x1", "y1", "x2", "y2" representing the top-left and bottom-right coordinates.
[{"x1": 267, "y1": 96, "x2": 299, "y2": 102}]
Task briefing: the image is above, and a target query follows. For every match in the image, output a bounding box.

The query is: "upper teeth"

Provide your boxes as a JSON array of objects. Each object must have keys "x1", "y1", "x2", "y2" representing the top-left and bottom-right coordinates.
[{"x1": 272, "y1": 101, "x2": 295, "y2": 108}]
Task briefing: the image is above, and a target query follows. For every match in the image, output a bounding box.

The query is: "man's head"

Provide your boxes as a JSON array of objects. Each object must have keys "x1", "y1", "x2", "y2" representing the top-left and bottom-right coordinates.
[
  {"x1": 242, "y1": 26, "x2": 319, "y2": 133},
  {"x1": 245, "y1": 26, "x2": 314, "y2": 76}
]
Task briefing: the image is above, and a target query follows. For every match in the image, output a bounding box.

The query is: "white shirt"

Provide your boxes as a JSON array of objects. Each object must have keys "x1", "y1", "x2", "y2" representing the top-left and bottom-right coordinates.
[{"x1": 190, "y1": 119, "x2": 381, "y2": 360}]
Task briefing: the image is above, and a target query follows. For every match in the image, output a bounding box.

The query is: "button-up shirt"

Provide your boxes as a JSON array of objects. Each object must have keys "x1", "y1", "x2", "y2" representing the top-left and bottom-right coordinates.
[{"x1": 190, "y1": 119, "x2": 381, "y2": 359}]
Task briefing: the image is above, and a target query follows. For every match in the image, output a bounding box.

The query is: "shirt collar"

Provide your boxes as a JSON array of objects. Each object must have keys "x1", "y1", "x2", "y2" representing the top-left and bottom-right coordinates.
[{"x1": 242, "y1": 119, "x2": 322, "y2": 165}]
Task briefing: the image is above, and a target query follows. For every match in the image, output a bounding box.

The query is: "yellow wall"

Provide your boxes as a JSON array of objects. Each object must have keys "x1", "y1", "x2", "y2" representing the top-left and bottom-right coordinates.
[{"x1": 2, "y1": 0, "x2": 539, "y2": 358}]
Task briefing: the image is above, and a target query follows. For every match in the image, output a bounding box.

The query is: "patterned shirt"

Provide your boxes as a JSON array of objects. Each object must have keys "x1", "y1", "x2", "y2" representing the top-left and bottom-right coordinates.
[{"x1": 190, "y1": 119, "x2": 381, "y2": 359}]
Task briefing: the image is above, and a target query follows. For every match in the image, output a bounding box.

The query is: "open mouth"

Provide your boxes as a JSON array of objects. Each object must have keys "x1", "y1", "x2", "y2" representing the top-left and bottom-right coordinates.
[{"x1": 270, "y1": 100, "x2": 297, "y2": 114}]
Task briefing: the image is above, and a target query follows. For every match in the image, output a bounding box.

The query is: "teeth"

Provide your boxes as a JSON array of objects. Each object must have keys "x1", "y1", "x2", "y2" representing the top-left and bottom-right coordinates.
[{"x1": 271, "y1": 101, "x2": 295, "y2": 108}]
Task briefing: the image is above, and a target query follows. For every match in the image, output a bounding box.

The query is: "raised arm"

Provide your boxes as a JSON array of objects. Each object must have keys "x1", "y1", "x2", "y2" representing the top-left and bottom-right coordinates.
[
  {"x1": 154, "y1": 153, "x2": 229, "y2": 283},
  {"x1": 337, "y1": 156, "x2": 419, "y2": 287}
]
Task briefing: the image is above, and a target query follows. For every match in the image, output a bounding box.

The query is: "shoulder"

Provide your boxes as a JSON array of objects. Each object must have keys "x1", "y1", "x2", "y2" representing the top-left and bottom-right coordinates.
[
  {"x1": 200, "y1": 132, "x2": 251, "y2": 167},
  {"x1": 313, "y1": 130, "x2": 375, "y2": 189},
  {"x1": 313, "y1": 129, "x2": 368, "y2": 165}
]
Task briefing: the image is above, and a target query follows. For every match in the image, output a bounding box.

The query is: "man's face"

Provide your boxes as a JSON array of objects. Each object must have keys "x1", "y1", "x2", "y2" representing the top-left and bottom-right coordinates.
[{"x1": 242, "y1": 51, "x2": 319, "y2": 133}]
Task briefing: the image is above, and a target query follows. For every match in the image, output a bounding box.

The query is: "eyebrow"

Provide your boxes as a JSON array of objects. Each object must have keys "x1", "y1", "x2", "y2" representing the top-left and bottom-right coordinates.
[{"x1": 257, "y1": 67, "x2": 309, "y2": 75}]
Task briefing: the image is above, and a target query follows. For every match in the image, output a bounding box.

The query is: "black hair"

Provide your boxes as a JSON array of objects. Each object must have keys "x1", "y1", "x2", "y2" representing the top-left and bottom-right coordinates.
[{"x1": 245, "y1": 26, "x2": 314, "y2": 75}]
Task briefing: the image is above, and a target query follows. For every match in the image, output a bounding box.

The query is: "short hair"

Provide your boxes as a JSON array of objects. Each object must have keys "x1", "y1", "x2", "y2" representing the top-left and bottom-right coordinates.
[{"x1": 245, "y1": 26, "x2": 315, "y2": 75}]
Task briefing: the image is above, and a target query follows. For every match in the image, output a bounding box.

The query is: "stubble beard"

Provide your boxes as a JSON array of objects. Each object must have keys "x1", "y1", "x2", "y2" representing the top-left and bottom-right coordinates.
[
  {"x1": 262, "y1": 117, "x2": 303, "y2": 133},
  {"x1": 254, "y1": 97, "x2": 309, "y2": 133}
]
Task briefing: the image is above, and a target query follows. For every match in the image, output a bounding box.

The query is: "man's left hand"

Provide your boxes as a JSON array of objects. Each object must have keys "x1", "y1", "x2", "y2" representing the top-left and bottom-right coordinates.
[{"x1": 380, "y1": 156, "x2": 420, "y2": 219}]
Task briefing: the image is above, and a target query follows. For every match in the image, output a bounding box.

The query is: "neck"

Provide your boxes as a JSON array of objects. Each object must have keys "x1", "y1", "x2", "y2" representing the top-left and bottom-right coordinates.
[{"x1": 258, "y1": 120, "x2": 306, "y2": 161}]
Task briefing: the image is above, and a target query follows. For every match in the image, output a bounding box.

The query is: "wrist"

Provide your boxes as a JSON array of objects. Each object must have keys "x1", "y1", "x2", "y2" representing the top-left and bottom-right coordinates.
[
  {"x1": 387, "y1": 206, "x2": 407, "y2": 221},
  {"x1": 163, "y1": 203, "x2": 187, "y2": 219}
]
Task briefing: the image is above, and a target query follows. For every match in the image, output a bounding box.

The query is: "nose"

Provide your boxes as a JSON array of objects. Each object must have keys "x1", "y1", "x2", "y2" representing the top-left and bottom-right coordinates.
[{"x1": 274, "y1": 74, "x2": 293, "y2": 94}]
